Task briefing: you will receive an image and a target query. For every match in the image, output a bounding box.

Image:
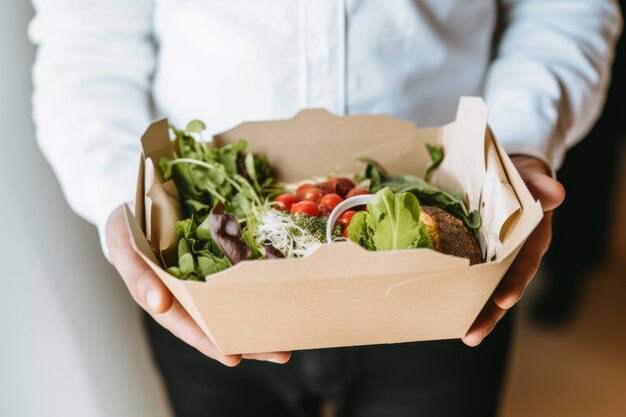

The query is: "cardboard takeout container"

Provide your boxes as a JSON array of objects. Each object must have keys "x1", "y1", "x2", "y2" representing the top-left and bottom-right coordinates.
[{"x1": 126, "y1": 97, "x2": 543, "y2": 354}]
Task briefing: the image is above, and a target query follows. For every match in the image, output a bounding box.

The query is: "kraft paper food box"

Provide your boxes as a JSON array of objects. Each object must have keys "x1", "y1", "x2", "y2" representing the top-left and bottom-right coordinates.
[{"x1": 125, "y1": 97, "x2": 543, "y2": 355}]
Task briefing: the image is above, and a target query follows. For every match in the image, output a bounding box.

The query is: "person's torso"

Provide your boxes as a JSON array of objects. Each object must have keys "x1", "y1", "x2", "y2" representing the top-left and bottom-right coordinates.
[{"x1": 151, "y1": 0, "x2": 496, "y2": 133}]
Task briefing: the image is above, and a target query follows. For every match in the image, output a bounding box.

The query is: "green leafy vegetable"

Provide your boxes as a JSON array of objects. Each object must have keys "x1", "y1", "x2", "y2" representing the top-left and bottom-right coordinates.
[
  {"x1": 357, "y1": 156, "x2": 388, "y2": 194},
  {"x1": 424, "y1": 144, "x2": 444, "y2": 182},
  {"x1": 241, "y1": 205, "x2": 266, "y2": 260},
  {"x1": 185, "y1": 119, "x2": 206, "y2": 133},
  {"x1": 382, "y1": 175, "x2": 481, "y2": 230},
  {"x1": 166, "y1": 216, "x2": 231, "y2": 281},
  {"x1": 160, "y1": 120, "x2": 286, "y2": 279},
  {"x1": 358, "y1": 145, "x2": 481, "y2": 232},
  {"x1": 347, "y1": 187, "x2": 433, "y2": 251},
  {"x1": 347, "y1": 211, "x2": 375, "y2": 250},
  {"x1": 160, "y1": 122, "x2": 282, "y2": 220},
  {"x1": 208, "y1": 202, "x2": 251, "y2": 265}
]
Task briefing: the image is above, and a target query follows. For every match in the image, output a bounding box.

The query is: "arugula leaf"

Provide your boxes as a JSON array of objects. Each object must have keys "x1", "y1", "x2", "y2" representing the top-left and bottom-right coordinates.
[
  {"x1": 383, "y1": 175, "x2": 481, "y2": 230},
  {"x1": 358, "y1": 149, "x2": 481, "y2": 232},
  {"x1": 424, "y1": 144, "x2": 444, "y2": 182},
  {"x1": 241, "y1": 206, "x2": 265, "y2": 259},
  {"x1": 356, "y1": 156, "x2": 388, "y2": 193},
  {"x1": 158, "y1": 119, "x2": 290, "y2": 279},
  {"x1": 219, "y1": 139, "x2": 248, "y2": 176},
  {"x1": 161, "y1": 122, "x2": 282, "y2": 222},
  {"x1": 347, "y1": 187, "x2": 432, "y2": 251},
  {"x1": 244, "y1": 151, "x2": 261, "y2": 192}
]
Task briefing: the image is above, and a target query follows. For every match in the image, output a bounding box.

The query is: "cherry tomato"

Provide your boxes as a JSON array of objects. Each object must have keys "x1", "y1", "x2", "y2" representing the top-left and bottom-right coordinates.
[
  {"x1": 343, "y1": 227, "x2": 350, "y2": 238},
  {"x1": 318, "y1": 204, "x2": 332, "y2": 216},
  {"x1": 296, "y1": 182, "x2": 313, "y2": 193},
  {"x1": 324, "y1": 177, "x2": 355, "y2": 197},
  {"x1": 290, "y1": 201, "x2": 321, "y2": 217},
  {"x1": 273, "y1": 193, "x2": 300, "y2": 211},
  {"x1": 295, "y1": 183, "x2": 314, "y2": 199},
  {"x1": 345, "y1": 187, "x2": 370, "y2": 198},
  {"x1": 319, "y1": 193, "x2": 343, "y2": 211},
  {"x1": 300, "y1": 187, "x2": 325, "y2": 203},
  {"x1": 338, "y1": 210, "x2": 357, "y2": 227},
  {"x1": 315, "y1": 182, "x2": 334, "y2": 194}
]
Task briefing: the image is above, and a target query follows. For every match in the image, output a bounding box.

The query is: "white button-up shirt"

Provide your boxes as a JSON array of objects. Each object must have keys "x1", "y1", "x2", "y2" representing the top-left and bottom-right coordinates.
[{"x1": 29, "y1": 0, "x2": 622, "y2": 257}]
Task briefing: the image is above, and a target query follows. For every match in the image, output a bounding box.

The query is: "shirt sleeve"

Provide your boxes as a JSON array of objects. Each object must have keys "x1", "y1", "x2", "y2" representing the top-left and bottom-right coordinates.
[
  {"x1": 484, "y1": 0, "x2": 623, "y2": 172},
  {"x1": 29, "y1": 0, "x2": 155, "y2": 261}
]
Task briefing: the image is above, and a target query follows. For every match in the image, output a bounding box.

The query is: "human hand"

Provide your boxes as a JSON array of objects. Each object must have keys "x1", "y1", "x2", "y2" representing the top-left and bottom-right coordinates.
[
  {"x1": 462, "y1": 155, "x2": 565, "y2": 346},
  {"x1": 105, "y1": 206, "x2": 292, "y2": 366}
]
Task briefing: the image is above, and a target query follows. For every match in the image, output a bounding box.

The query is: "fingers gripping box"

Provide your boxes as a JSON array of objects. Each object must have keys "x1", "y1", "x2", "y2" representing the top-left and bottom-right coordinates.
[{"x1": 125, "y1": 97, "x2": 543, "y2": 354}]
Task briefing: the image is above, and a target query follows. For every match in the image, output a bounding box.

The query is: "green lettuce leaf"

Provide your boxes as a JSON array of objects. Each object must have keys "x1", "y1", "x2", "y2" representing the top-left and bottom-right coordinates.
[
  {"x1": 369, "y1": 188, "x2": 426, "y2": 250},
  {"x1": 347, "y1": 211, "x2": 376, "y2": 250},
  {"x1": 347, "y1": 187, "x2": 432, "y2": 251}
]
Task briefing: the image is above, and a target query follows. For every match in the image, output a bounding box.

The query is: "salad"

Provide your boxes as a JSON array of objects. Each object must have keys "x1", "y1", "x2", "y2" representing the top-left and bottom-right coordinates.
[{"x1": 161, "y1": 120, "x2": 482, "y2": 281}]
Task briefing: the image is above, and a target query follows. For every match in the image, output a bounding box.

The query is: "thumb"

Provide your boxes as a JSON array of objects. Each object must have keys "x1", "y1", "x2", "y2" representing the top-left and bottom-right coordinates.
[
  {"x1": 146, "y1": 286, "x2": 174, "y2": 314},
  {"x1": 525, "y1": 173, "x2": 565, "y2": 212}
]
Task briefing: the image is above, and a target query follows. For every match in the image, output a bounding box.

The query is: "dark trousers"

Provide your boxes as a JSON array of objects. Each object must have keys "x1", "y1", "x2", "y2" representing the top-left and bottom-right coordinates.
[{"x1": 143, "y1": 310, "x2": 514, "y2": 417}]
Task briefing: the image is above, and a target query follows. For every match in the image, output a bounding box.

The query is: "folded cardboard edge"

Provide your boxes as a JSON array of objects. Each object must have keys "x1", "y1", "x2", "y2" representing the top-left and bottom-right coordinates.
[
  {"x1": 144, "y1": 157, "x2": 183, "y2": 266},
  {"x1": 489, "y1": 130, "x2": 544, "y2": 258},
  {"x1": 213, "y1": 108, "x2": 425, "y2": 183},
  {"x1": 136, "y1": 117, "x2": 172, "y2": 236},
  {"x1": 141, "y1": 118, "x2": 173, "y2": 168},
  {"x1": 216, "y1": 108, "x2": 419, "y2": 143},
  {"x1": 186, "y1": 241, "x2": 471, "y2": 285},
  {"x1": 134, "y1": 156, "x2": 145, "y2": 233}
]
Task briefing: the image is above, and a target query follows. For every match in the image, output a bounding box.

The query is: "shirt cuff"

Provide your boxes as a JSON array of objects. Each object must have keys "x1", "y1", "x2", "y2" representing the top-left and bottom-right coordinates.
[
  {"x1": 84, "y1": 159, "x2": 138, "y2": 264},
  {"x1": 486, "y1": 96, "x2": 566, "y2": 177}
]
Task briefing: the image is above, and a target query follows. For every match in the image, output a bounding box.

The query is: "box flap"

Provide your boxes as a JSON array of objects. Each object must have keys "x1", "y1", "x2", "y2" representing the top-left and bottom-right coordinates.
[
  {"x1": 134, "y1": 155, "x2": 146, "y2": 233},
  {"x1": 213, "y1": 109, "x2": 436, "y2": 181},
  {"x1": 141, "y1": 118, "x2": 173, "y2": 166},
  {"x1": 432, "y1": 97, "x2": 488, "y2": 213},
  {"x1": 490, "y1": 131, "x2": 544, "y2": 260}
]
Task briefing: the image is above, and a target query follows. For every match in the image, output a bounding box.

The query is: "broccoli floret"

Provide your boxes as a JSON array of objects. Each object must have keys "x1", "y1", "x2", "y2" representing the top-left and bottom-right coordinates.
[{"x1": 291, "y1": 214, "x2": 342, "y2": 242}]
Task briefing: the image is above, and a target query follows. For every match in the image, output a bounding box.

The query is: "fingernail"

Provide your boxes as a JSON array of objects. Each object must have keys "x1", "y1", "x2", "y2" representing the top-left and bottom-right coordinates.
[
  {"x1": 147, "y1": 288, "x2": 160, "y2": 312},
  {"x1": 223, "y1": 357, "x2": 242, "y2": 367},
  {"x1": 267, "y1": 357, "x2": 286, "y2": 364},
  {"x1": 463, "y1": 334, "x2": 482, "y2": 347},
  {"x1": 500, "y1": 294, "x2": 519, "y2": 309}
]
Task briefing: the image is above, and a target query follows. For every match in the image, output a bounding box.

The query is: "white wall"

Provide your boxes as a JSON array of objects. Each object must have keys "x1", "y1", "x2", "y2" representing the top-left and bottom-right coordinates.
[{"x1": 0, "y1": 3, "x2": 172, "y2": 417}]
